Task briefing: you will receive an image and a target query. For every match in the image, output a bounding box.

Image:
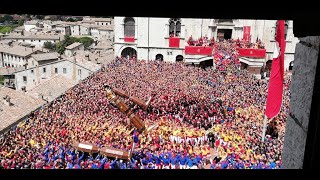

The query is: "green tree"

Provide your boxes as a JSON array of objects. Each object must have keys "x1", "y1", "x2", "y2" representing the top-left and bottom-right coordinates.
[
  {"x1": 63, "y1": 35, "x2": 74, "y2": 47},
  {"x1": 43, "y1": 41, "x2": 55, "y2": 50},
  {"x1": 3, "y1": 15, "x2": 13, "y2": 22},
  {"x1": 67, "y1": 18, "x2": 76, "y2": 22},
  {"x1": 54, "y1": 35, "x2": 94, "y2": 54},
  {"x1": 55, "y1": 42, "x2": 65, "y2": 54},
  {"x1": 0, "y1": 75, "x2": 4, "y2": 85},
  {"x1": 18, "y1": 19, "x2": 25, "y2": 26},
  {"x1": 0, "y1": 26, "x2": 13, "y2": 34},
  {"x1": 77, "y1": 37, "x2": 94, "y2": 48}
]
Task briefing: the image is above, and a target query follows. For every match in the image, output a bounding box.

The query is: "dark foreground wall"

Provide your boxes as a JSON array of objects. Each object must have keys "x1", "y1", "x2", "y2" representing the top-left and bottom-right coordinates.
[{"x1": 282, "y1": 37, "x2": 320, "y2": 168}]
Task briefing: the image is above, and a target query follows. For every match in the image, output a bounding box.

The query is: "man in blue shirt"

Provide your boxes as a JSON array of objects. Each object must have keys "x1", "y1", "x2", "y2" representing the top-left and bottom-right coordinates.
[
  {"x1": 178, "y1": 155, "x2": 187, "y2": 169},
  {"x1": 270, "y1": 162, "x2": 276, "y2": 169},
  {"x1": 151, "y1": 154, "x2": 161, "y2": 169},
  {"x1": 186, "y1": 157, "x2": 194, "y2": 169},
  {"x1": 161, "y1": 155, "x2": 170, "y2": 169}
]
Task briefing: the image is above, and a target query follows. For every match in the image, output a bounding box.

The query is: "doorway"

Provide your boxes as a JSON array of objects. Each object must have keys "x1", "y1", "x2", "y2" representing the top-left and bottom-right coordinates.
[
  {"x1": 217, "y1": 29, "x2": 232, "y2": 41},
  {"x1": 121, "y1": 47, "x2": 137, "y2": 59}
]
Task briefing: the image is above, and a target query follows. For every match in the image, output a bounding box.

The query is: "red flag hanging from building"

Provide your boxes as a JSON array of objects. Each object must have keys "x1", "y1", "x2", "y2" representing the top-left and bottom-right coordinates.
[
  {"x1": 265, "y1": 20, "x2": 286, "y2": 119},
  {"x1": 243, "y1": 26, "x2": 251, "y2": 42}
]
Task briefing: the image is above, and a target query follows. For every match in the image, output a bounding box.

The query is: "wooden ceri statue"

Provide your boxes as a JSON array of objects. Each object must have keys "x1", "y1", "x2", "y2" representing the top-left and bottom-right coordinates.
[
  {"x1": 105, "y1": 85, "x2": 146, "y2": 133},
  {"x1": 73, "y1": 141, "x2": 132, "y2": 161},
  {"x1": 112, "y1": 87, "x2": 152, "y2": 111}
]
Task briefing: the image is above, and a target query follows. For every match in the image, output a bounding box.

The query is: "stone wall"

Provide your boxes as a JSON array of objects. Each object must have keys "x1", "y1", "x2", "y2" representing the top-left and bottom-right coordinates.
[{"x1": 282, "y1": 36, "x2": 320, "y2": 169}]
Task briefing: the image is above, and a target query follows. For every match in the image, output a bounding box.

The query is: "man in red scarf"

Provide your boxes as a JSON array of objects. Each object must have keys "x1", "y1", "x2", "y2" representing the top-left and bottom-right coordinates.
[
  {"x1": 210, "y1": 37, "x2": 215, "y2": 46},
  {"x1": 187, "y1": 36, "x2": 193, "y2": 46}
]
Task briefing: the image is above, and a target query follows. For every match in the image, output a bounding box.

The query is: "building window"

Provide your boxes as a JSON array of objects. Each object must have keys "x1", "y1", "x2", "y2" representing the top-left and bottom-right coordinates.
[
  {"x1": 169, "y1": 18, "x2": 181, "y2": 37},
  {"x1": 124, "y1": 17, "x2": 135, "y2": 37},
  {"x1": 63, "y1": 68, "x2": 67, "y2": 74},
  {"x1": 284, "y1": 20, "x2": 289, "y2": 40},
  {"x1": 78, "y1": 69, "x2": 82, "y2": 75},
  {"x1": 31, "y1": 70, "x2": 34, "y2": 74},
  {"x1": 43, "y1": 68, "x2": 46, "y2": 73},
  {"x1": 23, "y1": 76, "x2": 27, "y2": 82},
  {"x1": 55, "y1": 68, "x2": 58, "y2": 73}
]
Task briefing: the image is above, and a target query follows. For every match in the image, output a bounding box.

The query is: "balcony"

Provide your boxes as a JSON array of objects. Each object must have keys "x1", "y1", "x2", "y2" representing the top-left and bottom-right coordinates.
[
  {"x1": 238, "y1": 48, "x2": 266, "y2": 58},
  {"x1": 185, "y1": 46, "x2": 213, "y2": 55}
]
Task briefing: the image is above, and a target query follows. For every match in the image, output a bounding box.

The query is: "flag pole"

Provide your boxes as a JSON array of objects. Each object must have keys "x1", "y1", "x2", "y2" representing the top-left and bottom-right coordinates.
[{"x1": 261, "y1": 115, "x2": 268, "y2": 142}]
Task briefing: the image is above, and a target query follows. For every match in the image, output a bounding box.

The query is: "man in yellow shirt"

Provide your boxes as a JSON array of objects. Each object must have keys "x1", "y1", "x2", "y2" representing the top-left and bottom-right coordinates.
[
  {"x1": 186, "y1": 130, "x2": 193, "y2": 144},
  {"x1": 172, "y1": 129, "x2": 179, "y2": 143}
]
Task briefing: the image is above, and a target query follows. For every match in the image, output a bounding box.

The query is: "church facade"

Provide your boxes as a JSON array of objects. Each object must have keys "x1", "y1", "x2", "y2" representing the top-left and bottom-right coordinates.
[{"x1": 114, "y1": 17, "x2": 298, "y2": 74}]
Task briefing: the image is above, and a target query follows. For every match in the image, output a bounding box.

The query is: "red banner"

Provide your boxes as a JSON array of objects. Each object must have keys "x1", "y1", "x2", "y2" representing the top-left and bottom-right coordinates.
[
  {"x1": 265, "y1": 20, "x2": 286, "y2": 119},
  {"x1": 169, "y1": 37, "x2": 180, "y2": 48},
  {"x1": 243, "y1": 26, "x2": 251, "y2": 42},
  {"x1": 124, "y1": 37, "x2": 135, "y2": 42},
  {"x1": 238, "y1": 48, "x2": 266, "y2": 58},
  {"x1": 185, "y1": 46, "x2": 213, "y2": 55}
]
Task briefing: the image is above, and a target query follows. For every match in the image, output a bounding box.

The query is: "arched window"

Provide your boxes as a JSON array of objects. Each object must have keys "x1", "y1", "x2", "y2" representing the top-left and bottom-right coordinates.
[
  {"x1": 169, "y1": 21, "x2": 175, "y2": 37},
  {"x1": 289, "y1": 61, "x2": 294, "y2": 71},
  {"x1": 169, "y1": 18, "x2": 181, "y2": 37},
  {"x1": 124, "y1": 17, "x2": 135, "y2": 37},
  {"x1": 175, "y1": 21, "x2": 181, "y2": 37}
]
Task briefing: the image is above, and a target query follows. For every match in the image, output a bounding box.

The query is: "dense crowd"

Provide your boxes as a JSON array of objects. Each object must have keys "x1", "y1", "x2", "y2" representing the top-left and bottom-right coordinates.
[
  {"x1": 0, "y1": 41, "x2": 290, "y2": 169},
  {"x1": 237, "y1": 38, "x2": 265, "y2": 49},
  {"x1": 187, "y1": 36, "x2": 215, "y2": 47},
  {"x1": 186, "y1": 36, "x2": 265, "y2": 50}
]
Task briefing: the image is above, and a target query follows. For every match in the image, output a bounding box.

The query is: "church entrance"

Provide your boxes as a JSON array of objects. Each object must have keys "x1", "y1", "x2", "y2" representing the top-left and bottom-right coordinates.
[
  {"x1": 217, "y1": 29, "x2": 232, "y2": 41},
  {"x1": 176, "y1": 55, "x2": 184, "y2": 62},
  {"x1": 265, "y1": 60, "x2": 273, "y2": 77}
]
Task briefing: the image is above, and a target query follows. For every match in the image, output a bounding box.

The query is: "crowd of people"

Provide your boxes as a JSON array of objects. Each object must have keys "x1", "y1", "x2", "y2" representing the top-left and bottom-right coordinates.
[
  {"x1": 237, "y1": 38, "x2": 265, "y2": 49},
  {"x1": 0, "y1": 41, "x2": 291, "y2": 169},
  {"x1": 186, "y1": 36, "x2": 265, "y2": 50},
  {"x1": 187, "y1": 36, "x2": 215, "y2": 47}
]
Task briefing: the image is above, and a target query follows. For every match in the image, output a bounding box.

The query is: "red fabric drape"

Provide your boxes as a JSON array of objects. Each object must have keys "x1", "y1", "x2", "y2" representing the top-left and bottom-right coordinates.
[
  {"x1": 169, "y1": 37, "x2": 180, "y2": 48},
  {"x1": 265, "y1": 20, "x2": 286, "y2": 119},
  {"x1": 238, "y1": 48, "x2": 266, "y2": 58},
  {"x1": 185, "y1": 46, "x2": 213, "y2": 55},
  {"x1": 124, "y1": 37, "x2": 135, "y2": 42}
]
